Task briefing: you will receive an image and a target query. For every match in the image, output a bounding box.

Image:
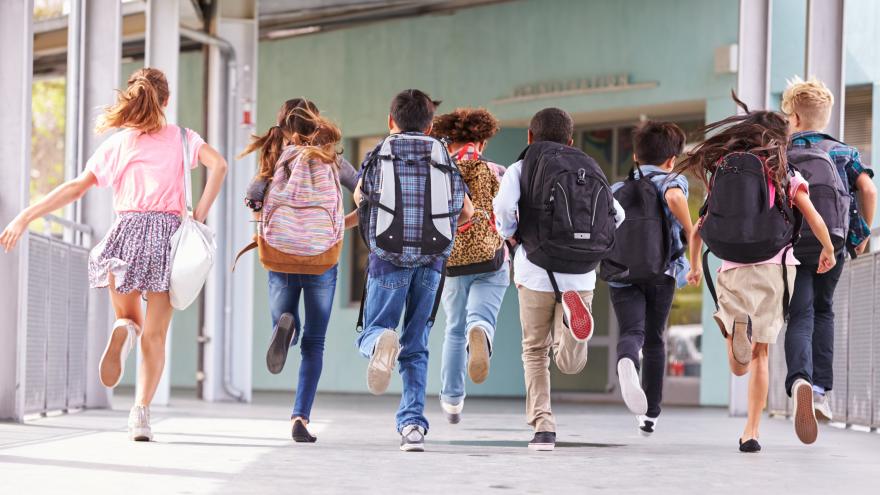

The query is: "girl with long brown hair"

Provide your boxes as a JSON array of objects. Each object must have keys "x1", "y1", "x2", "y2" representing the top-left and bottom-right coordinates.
[
  {"x1": 679, "y1": 94, "x2": 835, "y2": 453},
  {"x1": 1, "y1": 67, "x2": 228, "y2": 441},
  {"x1": 239, "y1": 99, "x2": 356, "y2": 443}
]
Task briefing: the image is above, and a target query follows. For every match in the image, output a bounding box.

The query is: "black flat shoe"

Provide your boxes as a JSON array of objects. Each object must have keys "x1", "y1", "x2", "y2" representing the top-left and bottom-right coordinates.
[
  {"x1": 292, "y1": 418, "x2": 317, "y2": 443},
  {"x1": 267, "y1": 313, "x2": 296, "y2": 374},
  {"x1": 739, "y1": 438, "x2": 761, "y2": 453}
]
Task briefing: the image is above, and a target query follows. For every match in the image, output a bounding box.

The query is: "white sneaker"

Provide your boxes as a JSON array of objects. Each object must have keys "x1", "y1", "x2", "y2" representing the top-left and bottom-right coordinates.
[
  {"x1": 440, "y1": 400, "x2": 463, "y2": 424},
  {"x1": 99, "y1": 319, "x2": 139, "y2": 388},
  {"x1": 128, "y1": 405, "x2": 152, "y2": 442},
  {"x1": 814, "y1": 392, "x2": 833, "y2": 422},
  {"x1": 792, "y1": 378, "x2": 818, "y2": 444},
  {"x1": 638, "y1": 415, "x2": 658, "y2": 437},
  {"x1": 400, "y1": 425, "x2": 425, "y2": 452},
  {"x1": 367, "y1": 329, "x2": 399, "y2": 395},
  {"x1": 617, "y1": 358, "x2": 648, "y2": 415}
]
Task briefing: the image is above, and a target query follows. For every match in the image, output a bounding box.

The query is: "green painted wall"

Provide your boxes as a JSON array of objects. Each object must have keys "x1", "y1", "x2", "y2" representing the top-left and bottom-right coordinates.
[{"x1": 251, "y1": 0, "x2": 741, "y2": 398}]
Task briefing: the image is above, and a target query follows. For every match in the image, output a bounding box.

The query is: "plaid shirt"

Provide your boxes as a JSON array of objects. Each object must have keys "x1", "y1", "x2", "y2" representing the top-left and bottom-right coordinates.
[{"x1": 790, "y1": 131, "x2": 874, "y2": 249}]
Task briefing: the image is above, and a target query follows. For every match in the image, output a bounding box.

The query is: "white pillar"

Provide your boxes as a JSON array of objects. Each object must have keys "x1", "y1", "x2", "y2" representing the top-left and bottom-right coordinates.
[
  {"x1": 80, "y1": 0, "x2": 122, "y2": 410},
  {"x1": 0, "y1": 0, "x2": 34, "y2": 422},
  {"x1": 805, "y1": 0, "x2": 846, "y2": 139},
  {"x1": 142, "y1": 0, "x2": 181, "y2": 407},
  {"x1": 202, "y1": 0, "x2": 257, "y2": 402},
  {"x1": 731, "y1": 0, "x2": 774, "y2": 417}
]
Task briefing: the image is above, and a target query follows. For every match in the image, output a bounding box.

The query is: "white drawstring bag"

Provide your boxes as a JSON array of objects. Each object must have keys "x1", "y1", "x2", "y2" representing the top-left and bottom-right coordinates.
[{"x1": 168, "y1": 127, "x2": 216, "y2": 310}]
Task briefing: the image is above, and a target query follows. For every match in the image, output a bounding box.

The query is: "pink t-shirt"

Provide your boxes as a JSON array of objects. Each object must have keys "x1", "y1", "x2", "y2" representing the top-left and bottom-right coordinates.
[
  {"x1": 719, "y1": 170, "x2": 809, "y2": 272},
  {"x1": 86, "y1": 124, "x2": 205, "y2": 214}
]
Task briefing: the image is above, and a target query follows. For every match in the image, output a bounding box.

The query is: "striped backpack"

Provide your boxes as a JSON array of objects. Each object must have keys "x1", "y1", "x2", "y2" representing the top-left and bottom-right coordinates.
[
  {"x1": 235, "y1": 146, "x2": 344, "y2": 274},
  {"x1": 357, "y1": 133, "x2": 466, "y2": 268}
]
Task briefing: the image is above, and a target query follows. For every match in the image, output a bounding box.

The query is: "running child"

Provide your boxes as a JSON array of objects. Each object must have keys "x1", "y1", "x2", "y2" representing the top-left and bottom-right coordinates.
[
  {"x1": 679, "y1": 94, "x2": 836, "y2": 453},
  {"x1": 604, "y1": 121, "x2": 694, "y2": 436},
  {"x1": 239, "y1": 99, "x2": 358, "y2": 443},
  {"x1": 353, "y1": 89, "x2": 474, "y2": 452},
  {"x1": 0, "y1": 68, "x2": 228, "y2": 442},
  {"x1": 430, "y1": 108, "x2": 510, "y2": 424},
  {"x1": 494, "y1": 107, "x2": 625, "y2": 451},
  {"x1": 781, "y1": 77, "x2": 876, "y2": 436}
]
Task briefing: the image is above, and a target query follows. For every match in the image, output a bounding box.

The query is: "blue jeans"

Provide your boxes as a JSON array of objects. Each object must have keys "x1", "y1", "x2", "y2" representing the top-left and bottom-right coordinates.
[
  {"x1": 268, "y1": 266, "x2": 338, "y2": 421},
  {"x1": 439, "y1": 264, "x2": 510, "y2": 405},
  {"x1": 356, "y1": 266, "x2": 441, "y2": 433}
]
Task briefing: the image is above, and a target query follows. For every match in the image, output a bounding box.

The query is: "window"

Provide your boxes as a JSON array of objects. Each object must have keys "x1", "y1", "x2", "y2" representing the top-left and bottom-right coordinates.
[
  {"x1": 349, "y1": 136, "x2": 385, "y2": 304},
  {"x1": 844, "y1": 85, "x2": 873, "y2": 166}
]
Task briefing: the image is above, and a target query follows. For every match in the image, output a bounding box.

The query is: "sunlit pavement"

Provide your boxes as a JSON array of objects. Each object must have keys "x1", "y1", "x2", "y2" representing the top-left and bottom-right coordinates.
[{"x1": 1, "y1": 390, "x2": 877, "y2": 494}]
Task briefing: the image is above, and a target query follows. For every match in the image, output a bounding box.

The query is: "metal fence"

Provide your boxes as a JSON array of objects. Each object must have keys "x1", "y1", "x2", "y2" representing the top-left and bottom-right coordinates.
[
  {"x1": 22, "y1": 215, "x2": 92, "y2": 416},
  {"x1": 768, "y1": 248, "x2": 878, "y2": 430}
]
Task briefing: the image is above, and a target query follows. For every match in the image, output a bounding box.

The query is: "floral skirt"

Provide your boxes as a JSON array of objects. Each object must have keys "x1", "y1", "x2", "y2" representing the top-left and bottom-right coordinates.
[{"x1": 88, "y1": 212, "x2": 181, "y2": 294}]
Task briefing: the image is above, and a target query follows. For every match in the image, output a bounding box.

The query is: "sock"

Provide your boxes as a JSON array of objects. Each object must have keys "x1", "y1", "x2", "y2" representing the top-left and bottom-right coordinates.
[{"x1": 812, "y1": 384, "x2": 826, "y2": 396}]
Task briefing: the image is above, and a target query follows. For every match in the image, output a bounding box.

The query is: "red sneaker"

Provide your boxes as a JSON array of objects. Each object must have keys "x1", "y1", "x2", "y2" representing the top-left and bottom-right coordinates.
[{"x1": 561, "y1": 290, "x2": 593, "y2": 342}]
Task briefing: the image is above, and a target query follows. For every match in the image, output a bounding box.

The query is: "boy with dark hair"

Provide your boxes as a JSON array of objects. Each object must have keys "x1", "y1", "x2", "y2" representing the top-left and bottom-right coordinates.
[
  {"x1": 782, "y1": 77, "x2": 876, "y2": 442},
  {"x1": 494, "y1": 107, "x2": 625, "y2": 451},
  {"x1": 354, "y1": 89, "x2": 473, "y2": 452},
  {"x1": 607, "y1": 121, "x2": 694, "y2": 436}
]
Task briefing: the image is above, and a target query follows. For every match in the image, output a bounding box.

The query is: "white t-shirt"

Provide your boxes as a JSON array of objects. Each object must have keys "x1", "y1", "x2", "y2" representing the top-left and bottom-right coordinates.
[{"x1": 493, "y1": 159, "x2": 626, "y2": 292}]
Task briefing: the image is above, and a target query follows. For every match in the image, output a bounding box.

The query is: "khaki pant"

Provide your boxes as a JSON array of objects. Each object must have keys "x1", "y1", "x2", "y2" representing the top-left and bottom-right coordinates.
[{"x1": 518, "y1": 287, "x2": 593, "y2": 433}]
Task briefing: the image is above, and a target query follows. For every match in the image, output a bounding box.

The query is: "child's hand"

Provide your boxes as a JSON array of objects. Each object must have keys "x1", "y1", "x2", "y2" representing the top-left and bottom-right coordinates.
[
  {"x1": 855, "y1": 239, "x2": 869, "y2": 255},
  {"x1": 686, "y1": 267, "x2": 703, "y2": 286},
  {"x1": 817, "y1": 247, "x2": 837, "y2": 274},
  {"x1": 0, "y1": 213, "x2": 30, "y2": 253}
]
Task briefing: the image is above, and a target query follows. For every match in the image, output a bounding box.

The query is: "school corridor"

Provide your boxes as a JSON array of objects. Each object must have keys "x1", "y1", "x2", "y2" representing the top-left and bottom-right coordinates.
[
  {"x1": 1, "y1": 390, "x2": 878, "y2": 495},
  {"x1": 2, "y1": 1, "x2": 880, "y2": 493}
]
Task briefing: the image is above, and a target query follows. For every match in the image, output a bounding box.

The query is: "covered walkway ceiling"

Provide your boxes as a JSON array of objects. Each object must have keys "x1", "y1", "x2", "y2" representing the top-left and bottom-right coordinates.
[{"x1": 32, "y1": 0, "x2": 510, "y2": 75}]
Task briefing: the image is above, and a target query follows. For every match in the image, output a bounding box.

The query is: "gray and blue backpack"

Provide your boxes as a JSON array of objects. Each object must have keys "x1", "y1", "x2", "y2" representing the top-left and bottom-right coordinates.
[{"x1": 357, "y1": 132, "x2": 466, "y2": 268}]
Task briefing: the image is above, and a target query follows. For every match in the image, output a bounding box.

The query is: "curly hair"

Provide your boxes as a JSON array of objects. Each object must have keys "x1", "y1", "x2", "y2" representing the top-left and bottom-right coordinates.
[{"x1": 431, "y1": 108, "x2": 500, "y2": 144}]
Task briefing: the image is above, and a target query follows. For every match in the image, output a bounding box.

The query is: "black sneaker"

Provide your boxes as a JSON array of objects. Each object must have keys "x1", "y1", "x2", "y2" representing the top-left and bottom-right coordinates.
[
  {"x1": 267, "y1": 313, "x2": 296, "y2": 374},
  {"x1": 528, "y1": 431, "x2": 556, "y2": 451},
  {"x1": 638, "y1": 415, "x2": 658, "y2": 436},
  {"x1": 400, "y1": 425, "x2": 425, "y2": 452},
  {"x1": 291, "y1": 418, "x2": 317, "y2": 443}
]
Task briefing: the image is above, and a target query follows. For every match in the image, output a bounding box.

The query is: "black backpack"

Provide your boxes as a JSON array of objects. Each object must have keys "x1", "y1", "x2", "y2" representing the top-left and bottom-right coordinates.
[
  {"x1": 600, "y1": 167, "x2": 682, "y2": 284},
  {"x1": 699, "y1": 152, "x2": 802, "y2": 319},
  {"x1": 516, "y1": 141, "x2": 617, "y2": 276},
  {"x1": 788, "y1": 136, "x2": 850, "y2": 262}
]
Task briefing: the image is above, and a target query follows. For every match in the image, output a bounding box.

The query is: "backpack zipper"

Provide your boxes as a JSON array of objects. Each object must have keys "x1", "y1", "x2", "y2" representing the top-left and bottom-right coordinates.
[
  {"x1": 591, "y1": 185, "x2": 608, "y2": 228},
  {"x1": 556, "y1": 181, "x2": 574, "y2": 228}
]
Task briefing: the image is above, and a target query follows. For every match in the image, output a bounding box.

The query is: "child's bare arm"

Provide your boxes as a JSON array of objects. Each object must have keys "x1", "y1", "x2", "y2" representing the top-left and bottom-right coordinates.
[
  {"x1": 686, "y1": 220, "x2": 703, "y2": 286},
  {"x1": 855, "y1": 173, "x2": 877, "y2": 253},
  {"x1": 1, "y1": 170, "x2": 98, "y2": 252},
  {"x1": 794, "y1": 189, "x2": 837, "y2": 273}
]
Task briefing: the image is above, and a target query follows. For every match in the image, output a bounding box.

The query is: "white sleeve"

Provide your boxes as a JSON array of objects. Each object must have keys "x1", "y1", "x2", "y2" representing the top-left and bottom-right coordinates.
[
  {"x1": 493, "y1": 160, "x2": 522, "y2": 239},
  {"x1": 612, "y1": 198, "x2": 626, "y2": 228}
]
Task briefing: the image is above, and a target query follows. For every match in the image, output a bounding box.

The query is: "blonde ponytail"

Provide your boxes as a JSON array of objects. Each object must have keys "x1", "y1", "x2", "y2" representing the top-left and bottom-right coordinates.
[{"x1": 96, "y1": 67, "x2": 169, "y2": 134}]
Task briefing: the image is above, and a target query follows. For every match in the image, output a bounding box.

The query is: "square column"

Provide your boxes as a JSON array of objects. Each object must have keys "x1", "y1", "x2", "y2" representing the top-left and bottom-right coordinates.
[{"x1": 0, "y1": 0, "x2": 34, "y2": 421}]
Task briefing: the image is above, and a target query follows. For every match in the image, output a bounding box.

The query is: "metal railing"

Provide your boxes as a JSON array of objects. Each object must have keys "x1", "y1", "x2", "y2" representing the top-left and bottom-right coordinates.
[
  {"x1": 23, "y1": 215, "x2": 92, "y2": 416},
  {"x1": 768, "y1": 233, "x2": 879, "y2": 430}
]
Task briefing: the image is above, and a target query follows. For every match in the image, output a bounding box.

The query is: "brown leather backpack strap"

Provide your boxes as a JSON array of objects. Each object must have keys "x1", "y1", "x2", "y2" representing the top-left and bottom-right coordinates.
[{"x1": 232, "y1": 240, "x2": 258, "y2": 272}]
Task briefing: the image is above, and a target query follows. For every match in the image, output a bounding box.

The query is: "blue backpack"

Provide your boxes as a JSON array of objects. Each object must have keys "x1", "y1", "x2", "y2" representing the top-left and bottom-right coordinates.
[{"x1": 357, "y1": 133, "x2": 466, "y2": 268}]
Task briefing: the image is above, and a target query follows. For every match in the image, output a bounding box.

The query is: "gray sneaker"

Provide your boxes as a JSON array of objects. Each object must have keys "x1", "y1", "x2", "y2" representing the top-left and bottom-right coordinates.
[
  {"x1": 128, "y1": 405, "x2": 152, "y2": 442},
  {"x1": 440, "y1": 400, "x2": 463, "y2": 424},
  {"x1": 400, "y1": 425, "x2": 425, "y2": 452},
  {"x1": 814, "y1": 392, "x2": 833, "y2": 422},
  {"x1": 367, "y1": 329, "x2": 399, "y2": 395}
]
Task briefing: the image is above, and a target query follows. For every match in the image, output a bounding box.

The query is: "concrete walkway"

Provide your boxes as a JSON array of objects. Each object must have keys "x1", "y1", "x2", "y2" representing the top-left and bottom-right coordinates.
[{"x1": 1, "y1": 391, "x2": 877, "y2": 494}]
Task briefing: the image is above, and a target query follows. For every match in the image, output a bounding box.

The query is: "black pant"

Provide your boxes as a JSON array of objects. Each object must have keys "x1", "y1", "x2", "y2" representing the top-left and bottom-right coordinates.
[
  {"x1": 784, "y1": 252, "x2": 845, "y2": 396},
  {"x1": 610, "y1": 277, "x2": 676, "y2": 417}
]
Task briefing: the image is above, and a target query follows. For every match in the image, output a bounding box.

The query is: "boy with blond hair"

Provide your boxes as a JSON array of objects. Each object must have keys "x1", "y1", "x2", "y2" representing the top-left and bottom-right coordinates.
[{"x1": 783, "y1": 76, "x2": 876, "y2": 442}]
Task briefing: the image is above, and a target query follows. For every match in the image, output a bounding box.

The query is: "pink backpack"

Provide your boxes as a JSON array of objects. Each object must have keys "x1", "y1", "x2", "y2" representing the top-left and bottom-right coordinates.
[{"x1": 261, "y1": 147, "x2": 344, "y2": 257}]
